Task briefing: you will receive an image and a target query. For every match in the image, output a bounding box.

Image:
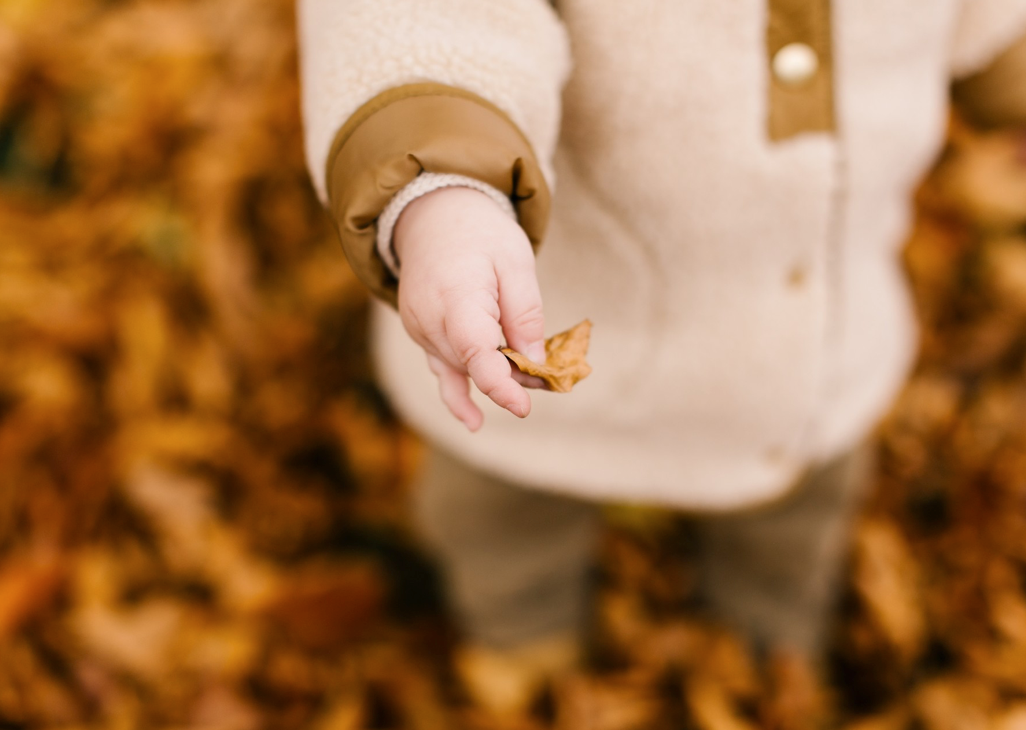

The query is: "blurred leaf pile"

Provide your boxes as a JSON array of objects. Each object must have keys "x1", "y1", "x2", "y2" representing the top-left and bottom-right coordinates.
[{"x1": 1, "y1": 1, "x2": 1026, "y2": 728}]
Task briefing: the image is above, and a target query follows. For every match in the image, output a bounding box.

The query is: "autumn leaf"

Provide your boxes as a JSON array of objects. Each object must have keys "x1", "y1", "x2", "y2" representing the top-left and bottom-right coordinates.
[{"x1": 501, "y1": 319, "x2": 593, "y2": 393}]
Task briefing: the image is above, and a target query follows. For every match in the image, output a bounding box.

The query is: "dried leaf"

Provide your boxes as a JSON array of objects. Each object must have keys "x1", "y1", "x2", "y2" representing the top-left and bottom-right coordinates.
[
  {"x1": 556, "y1": 674, "x2": 663, "y2": 730},
  {"x1": 262, "y1": 561, "x2": 385, "y2": 650},
  {"x1": 936, "y1": 131, "x2": 1026, "y2": 229},
  {"x1": 852, "y1": 520, "x2": 926, "y2": 663},
  {"x1": 841, "y1": 707, "x2": 910, "y2": 730},
  {"x1": 912, "y1": 678, "x2": 997, "y2": 730},
  {"x1": 0, "y1": 552, "x2": 65, "y2": 639},
  {"x1": 760, "y1": 651, "x2": 830, "y2": 730},
  {"x1": 994, "y1": 706, "x2": 1026, "y2": 730},
  {"x1": 501, "y1": 319, "x2": 593, "y2": 393},
  {"x1": 72, "y1": 598, "x2": 186, "y2": 679},
  {"x1": 312, "y1": 691, "x2": 366, "y2": 730},
  {"x1": 685, "y1": 676, "x2": 759, "y2": 730},
  {"x1": 188, "y1": 684, "x2": 262, "y2": 730}
]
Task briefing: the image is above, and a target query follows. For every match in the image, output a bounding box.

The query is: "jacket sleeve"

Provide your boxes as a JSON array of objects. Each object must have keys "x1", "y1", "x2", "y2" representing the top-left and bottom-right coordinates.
[
  {"x1": 296, "y1": 0, "x2": 571, "y2": 306},
  {"x1": 949, "y1": 0, "x2": 1026, "y2": 128}
]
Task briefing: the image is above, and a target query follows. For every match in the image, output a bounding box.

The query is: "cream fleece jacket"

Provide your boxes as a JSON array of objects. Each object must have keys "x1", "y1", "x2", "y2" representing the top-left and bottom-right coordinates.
[{"x1": 299, "y1": 0, "x2": 1026, "y2": 509}]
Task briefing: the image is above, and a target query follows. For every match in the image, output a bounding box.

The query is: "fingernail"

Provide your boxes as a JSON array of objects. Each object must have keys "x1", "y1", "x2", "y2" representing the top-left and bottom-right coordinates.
[{"x1": 527, "y1": 342, "x2": 546, "y2": 364}]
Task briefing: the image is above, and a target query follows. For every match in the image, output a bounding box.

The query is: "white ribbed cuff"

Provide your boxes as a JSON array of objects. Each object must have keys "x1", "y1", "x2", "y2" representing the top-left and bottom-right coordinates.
[{"x1": 375, "y1": 173, "x2": 518, "y2": 277}]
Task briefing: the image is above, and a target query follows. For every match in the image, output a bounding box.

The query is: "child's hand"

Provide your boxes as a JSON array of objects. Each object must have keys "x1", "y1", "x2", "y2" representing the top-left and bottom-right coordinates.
[{"x1": 393, "y1": 186, "x2": 547, "y2": 431}]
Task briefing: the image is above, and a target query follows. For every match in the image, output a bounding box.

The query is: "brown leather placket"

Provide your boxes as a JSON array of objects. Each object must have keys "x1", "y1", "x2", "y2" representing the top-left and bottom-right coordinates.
[{"x1": 767, "y1": 0, "x2": 836, "y2": 141}]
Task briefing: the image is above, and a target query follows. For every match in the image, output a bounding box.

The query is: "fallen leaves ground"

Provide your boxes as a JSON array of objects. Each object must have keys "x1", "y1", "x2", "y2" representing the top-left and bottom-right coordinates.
[{"x1": 1, "y1": 2, "x2": 1026, "y2": 728}]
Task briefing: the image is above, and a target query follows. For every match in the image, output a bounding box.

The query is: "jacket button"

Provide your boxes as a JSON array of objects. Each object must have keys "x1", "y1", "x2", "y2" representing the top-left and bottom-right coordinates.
[
  {"x1": 772, "y1": 43, "x2": 819, "y2": 86},
  {"x1": 787, "y1": 264, "x2": 807, "y2": 289}
]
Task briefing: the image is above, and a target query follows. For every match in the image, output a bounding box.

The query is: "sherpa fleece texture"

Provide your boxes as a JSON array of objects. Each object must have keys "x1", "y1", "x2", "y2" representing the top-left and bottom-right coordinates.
[
  {"x1": 299, "y1": 0, "x2": 1026, "y2": 509},
  {"x1": 298, "y1": 0, "x2": 569, "y2": 202},
  {"x1": 951, "y1": 0, "x2": 1026, "y2": 74}
]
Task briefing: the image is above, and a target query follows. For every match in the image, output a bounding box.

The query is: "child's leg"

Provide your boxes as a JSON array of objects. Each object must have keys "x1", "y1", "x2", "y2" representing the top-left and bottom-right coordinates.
[
  {"x1": 411, "y1": 447, "x2": 602, "y2": 649},
  {"x1": 693, "y1": 444, "x2": 874, "y2": 657}
]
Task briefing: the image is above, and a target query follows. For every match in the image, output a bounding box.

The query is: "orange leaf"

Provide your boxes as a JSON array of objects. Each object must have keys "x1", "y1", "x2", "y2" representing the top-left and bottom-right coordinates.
[{"x1": 501, "y1": 320, "x2": 593, "y2": 393}]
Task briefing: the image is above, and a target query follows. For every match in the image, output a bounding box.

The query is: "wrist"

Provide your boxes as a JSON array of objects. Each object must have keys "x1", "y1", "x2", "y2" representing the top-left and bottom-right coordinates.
[{"x1": 393, "y1": 185, "x2": 516, "y2": 263}]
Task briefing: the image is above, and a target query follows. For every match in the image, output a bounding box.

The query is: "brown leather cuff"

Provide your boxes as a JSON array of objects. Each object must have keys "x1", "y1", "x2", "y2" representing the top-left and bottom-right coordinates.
[
  {"x1": 953, "y1": 31, "x2": 1026, "y2": 129},
  {"x1": 325, "y1": 83, "x2": 552, "y2": 307}
]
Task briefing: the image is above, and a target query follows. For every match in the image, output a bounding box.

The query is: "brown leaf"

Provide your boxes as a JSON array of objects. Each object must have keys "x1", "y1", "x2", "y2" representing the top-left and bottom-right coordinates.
[
  {"x1": 311, "y1": 690, "x2": 366, "y2": 730},
  {"x1": 841, "y1": 706, "x2": 910, "y2": 730},
  {"x1": 685, "y1": 676, "x2": 759, "y2": 730},
  {"x1": 912, "y1": 678, "x2": 997, "y2": 730},
  {"x1": 71, "y1": 597, "x2": 187, "y2": 679},
  {"x1": 760, "y1": 651, "x2": 830, "y2": 730},
  {"x1": 501, "y1": 320, "x2": 593, "y2": 393},
  {"x1": 189, "y1": 683, "x2": 262, "y2": 730},
  {"x1": 262, "y1": 561, "x2": 385, "y2": 650},
  {"x1": 852, "y1": 520, "x2": 926, "y2": 664},
  {"x1": 994, "y1": 706, "x2": 1026, "y2": 730},
  {"x1": 0, "y1": 552, "x2": 65, "y2": 639},
  {"x1": 936, "y1": 131, "x2": 1026, "y2": 230},
  {"x1": 555, "y1": 673, "x2": 663, "y2": 730}
]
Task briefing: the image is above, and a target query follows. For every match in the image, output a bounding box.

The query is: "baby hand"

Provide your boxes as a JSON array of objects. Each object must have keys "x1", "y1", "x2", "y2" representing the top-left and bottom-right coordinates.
[{"x1": 393, "y1": 186, "x2": 547, "y2": 431}]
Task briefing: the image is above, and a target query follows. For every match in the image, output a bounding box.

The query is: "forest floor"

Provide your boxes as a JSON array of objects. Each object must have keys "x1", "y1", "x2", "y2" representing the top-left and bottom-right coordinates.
[{"x1": 2, "y1": 1, "x2": 1026, "y2": 728}]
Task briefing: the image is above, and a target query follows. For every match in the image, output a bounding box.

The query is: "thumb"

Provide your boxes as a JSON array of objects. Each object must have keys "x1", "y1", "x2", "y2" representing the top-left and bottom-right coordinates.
[{"x1": 498, "y1": 262, "x2": 546, "y2": 364}]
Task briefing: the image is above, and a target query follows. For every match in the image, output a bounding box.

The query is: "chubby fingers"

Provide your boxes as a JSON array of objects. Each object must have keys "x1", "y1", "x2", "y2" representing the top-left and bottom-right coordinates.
[
  {"x1": 497, "y1": 247, "x2": 547, "y2": 365},
  {"x1": 444, "y1": 304, "x2": 532, "y2": 419},
  {"x1": 427, "y1": 354, "x2": 483, "y2": 431},
  {"x1": 510, "y1": 367, "x2": 548, "y2": 390}
]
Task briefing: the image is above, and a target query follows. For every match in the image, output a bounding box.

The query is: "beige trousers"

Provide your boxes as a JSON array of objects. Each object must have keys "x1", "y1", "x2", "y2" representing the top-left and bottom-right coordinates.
[{"x1": 412, "y1": 445, "x2": 872, "y2": 656}]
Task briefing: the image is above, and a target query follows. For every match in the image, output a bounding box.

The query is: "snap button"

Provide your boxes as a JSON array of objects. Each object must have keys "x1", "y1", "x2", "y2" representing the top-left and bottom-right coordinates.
[
  {"x1": 772, "y1": 43, "x2": 819, "y2": 86},
  {"x1": 787, "y1": 264, "x2": 807, "y2": 289}
]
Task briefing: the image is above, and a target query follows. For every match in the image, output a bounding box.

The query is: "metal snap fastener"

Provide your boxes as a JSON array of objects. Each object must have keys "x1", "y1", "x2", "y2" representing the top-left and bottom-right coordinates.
[
  {"x1": 787, "y1": 264, "x2": 807, "y2": 289},
  {"x1": 773, "y1": 42, "x2": 819, "y2": 86}
]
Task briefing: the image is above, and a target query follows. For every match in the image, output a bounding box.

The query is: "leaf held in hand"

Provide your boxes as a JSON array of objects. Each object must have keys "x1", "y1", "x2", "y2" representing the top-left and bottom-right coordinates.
[{"x1": 501, "y1": 320, "x2": 592, "y2": 393}]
